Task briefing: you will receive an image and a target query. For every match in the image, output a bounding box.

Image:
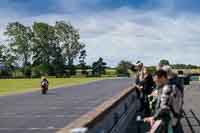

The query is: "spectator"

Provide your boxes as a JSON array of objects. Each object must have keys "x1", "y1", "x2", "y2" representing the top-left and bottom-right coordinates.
[
  {"x1": 144, "y1": 70, "x2": 183, "y2": 133},
  {"x1": 134, "y1": 61, "x2": 145, "y2": 114},
  {"x1": 135, "y1": 61, "x2": 144, "y2": 86},
  {"x1": 140, "y1": 67, "x2": 155, "y2": 116},
  {"x1": 162, "y1": 65, "x2": 184, "y2": 95}
]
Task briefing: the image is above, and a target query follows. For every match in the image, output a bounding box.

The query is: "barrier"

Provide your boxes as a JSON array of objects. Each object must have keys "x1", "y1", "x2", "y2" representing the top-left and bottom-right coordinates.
[
  {"x1": 57, "y1": 86, "x2": 140, "y2": 133},
  {"x1": 149, "y1": 120, "x2": 164, "y2": 133}
]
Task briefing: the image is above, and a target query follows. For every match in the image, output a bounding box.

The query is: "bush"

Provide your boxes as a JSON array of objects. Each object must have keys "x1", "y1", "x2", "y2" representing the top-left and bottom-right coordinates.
[
  {"x1": 12, "y1": 69, "x2": 24, "y2": 78},
  {"x1": 105, "y1": 69, "x2": 117, "y2": 77},
  {"x1": 38, "y1": 64, "x2": 51, "y2": 75},
  {"x1": 147, "y1": 66, "x2": 156, "y2": 74},
  {"x1": 116, "y1": 67, "x2": 130, "y2": 77},
  {"x1": 23, "y1": 65, "x2": 32, "y2": 78},
  {"x1": 0, "y1": 70, "x2": 12, "y2": 78},
  {"x1": 116, "y1": 66, "x2": 129, "y2": 77},
  {"x1": 31, "y1": 66, "x2": 41, "y2": 78}
]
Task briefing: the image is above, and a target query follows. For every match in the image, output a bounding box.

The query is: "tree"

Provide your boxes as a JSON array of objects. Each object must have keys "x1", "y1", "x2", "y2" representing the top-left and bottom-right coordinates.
[
  {"x1": 78, "y1": 50, "x2": 87, "y2": 74},
  {"x1": 0, "y1": 45, "x2": 5, "y2": 63},
  {"x1": 32, "y1": 22, "x2": 58, "y2": 75},
  {"x1": 92, "y1": 57, "x2": 107, "y2": 76},
  {"x1": 1, "y1": 20, "x2": 88, "y2": 77},
  {"x1": 159, "y1": 59, "x2": 170, "y2": 65},
  {"x1": 116, "y1": 60, "x2": 132, "y2": 77},
  {"x1": 0, "y1": 45, "x2": 16, "y2": 69},
  {"x1": 55, "y1": 21, "x2": 85, "y2": 75},
  {"x1": 171, "y1": 64, "x2": 199, "y2": 69},
  {"x1": 4, "y1": 22, "x2": 33, "y2": 76},
  {"x1": 32, "y1": 22, "x2": 53, "y2": 65},
  {"x1": 51, "y1": 46, "x2": 65, "y2": 76},
  {"x1": 0, "y1": 45, "x2": 17, "y2": 77}
]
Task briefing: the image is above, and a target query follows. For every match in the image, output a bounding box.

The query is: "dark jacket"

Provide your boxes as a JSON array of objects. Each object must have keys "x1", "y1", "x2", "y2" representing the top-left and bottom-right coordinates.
[
  {"x1": 169, "y1": 75, "x2": 184, "y2": 94},
  {"x1": 140, "y1": 74, "x2": 155, "y2": 95},
  {"x1": 135, "y1": 70, "x2": 143, "y2": 86}
]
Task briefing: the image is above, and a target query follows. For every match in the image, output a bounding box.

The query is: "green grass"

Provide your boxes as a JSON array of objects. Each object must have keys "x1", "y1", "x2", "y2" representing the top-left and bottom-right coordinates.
[{"x1": 0, "y1": 77, "x2": 110, "y2": 96}]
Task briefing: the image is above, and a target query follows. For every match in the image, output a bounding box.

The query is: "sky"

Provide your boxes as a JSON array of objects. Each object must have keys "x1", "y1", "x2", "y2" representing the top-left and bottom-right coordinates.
[{"x1": 0, "y1": 0, "x2": 200, "y2": 67}]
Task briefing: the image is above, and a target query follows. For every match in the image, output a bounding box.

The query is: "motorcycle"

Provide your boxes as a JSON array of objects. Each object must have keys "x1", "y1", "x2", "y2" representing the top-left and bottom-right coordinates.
[{"x1": 41, "y1": 81, "x2": 48, "y2": 94}]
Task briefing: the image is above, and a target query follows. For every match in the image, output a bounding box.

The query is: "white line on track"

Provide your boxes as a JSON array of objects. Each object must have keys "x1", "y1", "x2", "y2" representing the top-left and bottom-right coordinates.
[
  {"x1": 0, "y1": 127, "x2": 60, "y2": 131},
  {"x1": 0, "y1": 114, "x2": 77, "y2": 118}
]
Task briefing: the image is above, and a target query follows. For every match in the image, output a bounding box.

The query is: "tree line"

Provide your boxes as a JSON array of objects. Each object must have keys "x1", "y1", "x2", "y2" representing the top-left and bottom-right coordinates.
[
  {"x1": 115, "y1": 59, "x2": 200, "y2": 77},
  {"x1": 0, "y1": 21, "x2": 199, "y2": 78},
  {"x1": 0, "y1": 21, "x2": 107, "y2": 78}
]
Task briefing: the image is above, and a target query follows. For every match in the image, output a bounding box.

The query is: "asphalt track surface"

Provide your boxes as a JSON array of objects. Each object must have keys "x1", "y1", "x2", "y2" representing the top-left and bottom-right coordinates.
[
  {"x1": 0, "y1": 78, "x2": 133, "y2": 133},
  {"x1": 181, "y1": 81, "x2": 200, "y2": 132}
]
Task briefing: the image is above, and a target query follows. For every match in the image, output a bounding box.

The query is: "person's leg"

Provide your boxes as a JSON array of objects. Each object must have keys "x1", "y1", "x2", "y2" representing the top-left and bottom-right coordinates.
[
  {"x1": 136, "y1": 87, "x2": 145, "y2": 112},
  {"x1": 144, "y1": 95, "x2": 151, "y2": 116},
  {"x1": 139, "y1": 93, "x2": 145, "y2": 113},
  {"x1": 173, "y1": 121, "x2": 184, "y2": 133}
]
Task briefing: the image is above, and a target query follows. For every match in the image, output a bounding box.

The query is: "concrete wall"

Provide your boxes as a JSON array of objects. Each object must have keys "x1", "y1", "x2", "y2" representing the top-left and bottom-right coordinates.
[
  {"x1": 58, "y1": 86, "x2": 140, "y2": 133},
  {"x1": 87, "y1": 89, "x2": 140, "y2": 133}
]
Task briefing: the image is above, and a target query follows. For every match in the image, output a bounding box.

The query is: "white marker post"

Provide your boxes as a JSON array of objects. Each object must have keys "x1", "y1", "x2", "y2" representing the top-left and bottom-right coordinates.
[{"x1": 70, "y1": 128, "x2": 88, "y2": 133}]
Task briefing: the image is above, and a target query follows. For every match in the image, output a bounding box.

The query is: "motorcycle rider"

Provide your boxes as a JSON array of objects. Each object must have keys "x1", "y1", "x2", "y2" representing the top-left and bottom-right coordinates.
[{"x1": 41, "y1": 76, "x2": 49, "y2": 94}]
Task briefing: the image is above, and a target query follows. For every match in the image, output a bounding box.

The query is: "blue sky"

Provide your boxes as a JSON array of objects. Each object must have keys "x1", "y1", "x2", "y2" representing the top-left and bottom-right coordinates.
[
  {"x1": 0, "y1": 0, "x2": 200, "y2": 66},
  {"x1": 2, "y1": 0, "x2": 200, "y2": 15}
]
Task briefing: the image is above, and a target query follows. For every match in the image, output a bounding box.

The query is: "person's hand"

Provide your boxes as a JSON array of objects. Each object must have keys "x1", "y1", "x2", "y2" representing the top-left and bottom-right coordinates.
[
  {"x1": 136, "y1": 85, "x2": 140, "y2": 88},
  {"x1": 149, "y1": 90, "x2": 158, "y2": 97},
  {"x1": 136, "y1": 85, "x2": 143, "y2": 91},
  {"x1": 138, "y1": 86, "x2": 143, "y2": 91},
  {"x1": 144, "y1": 117, "x2": 155, "y2": 127}
]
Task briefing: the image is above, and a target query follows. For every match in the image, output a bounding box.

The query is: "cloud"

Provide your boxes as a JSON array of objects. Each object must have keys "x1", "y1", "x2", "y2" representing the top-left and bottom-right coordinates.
[
  {"x1": 0, "y1": 3, "x2": 200, "y2": 66},
  {"x1": 77, "y1": 8, "x2": 200, "y2": 66}
]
